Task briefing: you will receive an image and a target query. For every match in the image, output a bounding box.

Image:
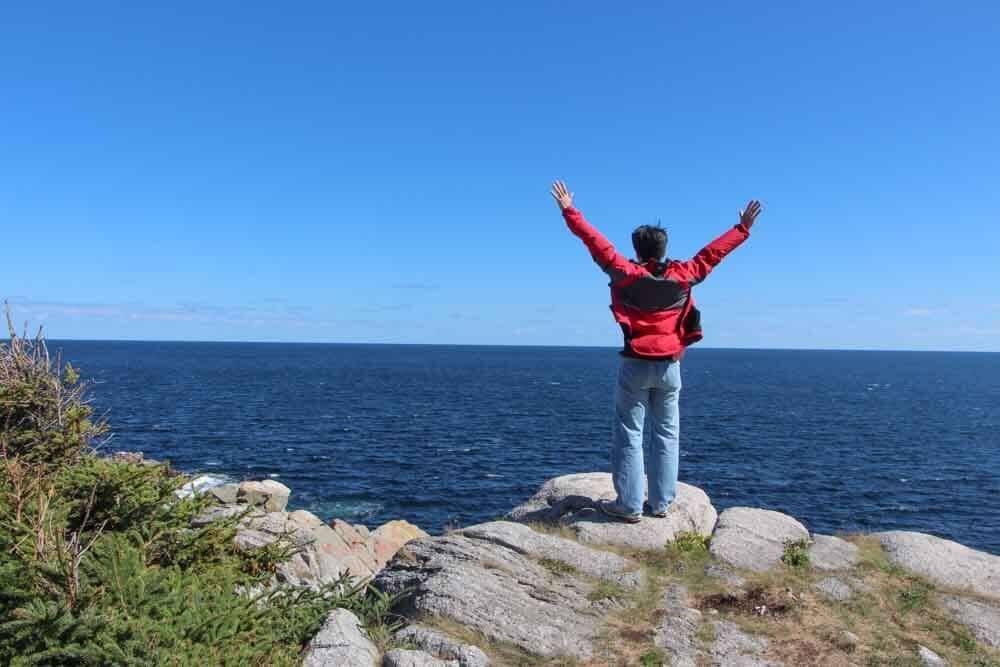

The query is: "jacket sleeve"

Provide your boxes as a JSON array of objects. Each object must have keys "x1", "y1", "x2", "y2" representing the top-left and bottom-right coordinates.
[
  {"x1": 670, "y1": 223, "x2": 751, "y2": 284},
  {"x1": 562, "y1": 206, "x2": 643, "y2": 280}
]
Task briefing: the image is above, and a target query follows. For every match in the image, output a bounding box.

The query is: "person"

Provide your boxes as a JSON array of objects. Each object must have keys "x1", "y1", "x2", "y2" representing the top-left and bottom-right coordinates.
[{"x1": 550, "y1": 180, "x2": 762, "y2": 523}]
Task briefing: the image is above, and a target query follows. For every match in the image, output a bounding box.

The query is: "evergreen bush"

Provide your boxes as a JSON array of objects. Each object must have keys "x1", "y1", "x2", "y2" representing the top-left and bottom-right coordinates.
[{"x1": 0, "y1": 305, "x2": 395, "y2": 665}]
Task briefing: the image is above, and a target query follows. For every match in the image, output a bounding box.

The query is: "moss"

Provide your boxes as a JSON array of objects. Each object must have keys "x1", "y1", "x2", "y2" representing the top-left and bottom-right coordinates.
[
  {"x1": 638, "y1": 647, "x2": 666, "y2": 666},
  {"x1": 897, "y1": 581, "x2": 932, "y2": 614},
  {"x1": 588, "y1": 579, "x2": 630, "y2": 603},
  {"x1": 695, "y1": 621, "x2": 716, "y2": 645},
  {"x1": 539, "y1": 558, "x2": 579, "y2": 577}
]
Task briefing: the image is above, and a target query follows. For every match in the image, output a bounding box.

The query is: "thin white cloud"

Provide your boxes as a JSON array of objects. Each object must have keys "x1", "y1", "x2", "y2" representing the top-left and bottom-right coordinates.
[
  {"x1": 902, "y1": 307, "x2": 938, "y2": 317},
  {"x1": 8, "y1": 300, "x2": 316, "y2": 328}
]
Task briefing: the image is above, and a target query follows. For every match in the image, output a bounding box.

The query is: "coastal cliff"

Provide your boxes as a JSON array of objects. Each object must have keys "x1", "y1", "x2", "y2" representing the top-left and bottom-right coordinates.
[{"x1": 193, "y1": 471, "x2": 1000, "y2": 666}]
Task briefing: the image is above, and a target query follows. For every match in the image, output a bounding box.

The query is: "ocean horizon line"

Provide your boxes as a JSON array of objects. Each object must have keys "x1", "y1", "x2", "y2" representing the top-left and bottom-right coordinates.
[{"x1": 33, "y1": 338, "x2": 1000, "y2": 355}]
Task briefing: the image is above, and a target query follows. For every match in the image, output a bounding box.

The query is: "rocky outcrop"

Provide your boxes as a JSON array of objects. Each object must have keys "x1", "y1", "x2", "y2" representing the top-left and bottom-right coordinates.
[
  {"x1": 653, "y1": 583, "x2": 782, "y2": 666},
  {"x1": 302, "y1": 609, "x2": 379, "y2": 667},
  {"x1": 234, "y1": 510, "x2": 427, "y2": 585},
  {"x1": 939, "y1": 595, "x2": 1000, "y2": 648},
  {"x1": 237, "y1": 480, "x2": 291, "y2": 512},
  {"x1": 382, "y1": 649, "x2": 458, "y2": 667},
  {"x1": 654, "y1": 583, "x2": 703, "y2": 666},
  {"x1": 375, "y1": 520, "x2": 642, "y2": 659},
  {"x1": 394, "y1": 626, "x2": 489, "y2": 667},
  {"x1": 705, "y1": 563, "x2": 746, "y2": 588},
  {"x1": 179, "y1": 471, "x2": 1000, "y2": 666},
  {"x1": 813, "y1": 576, "x2": 853, "y2": 601},
  {"x1": 708, "y1": 620, "x2": 780, "y2": 666},
  {"x1": 917, "y1": 645, "x2": 947, "y2": 667},
  {"x1": 372, "y1": 520, "x2": 430, "y2": 569},
  {"x1": 808, "y1": 534, "x2": 858, "y2": 571},
  {"x1": 507, "y1": 472, "x2": 717, "y2": 550},
  {"x1": 877, "y1": 531, "x2": 1000, "y2": 597},
  {"x1": 709, "y1": 507, "x2": 809, "y2": 572},
  {"x1": 190, "y1": 478, "x2": 427, "y2": 586}
]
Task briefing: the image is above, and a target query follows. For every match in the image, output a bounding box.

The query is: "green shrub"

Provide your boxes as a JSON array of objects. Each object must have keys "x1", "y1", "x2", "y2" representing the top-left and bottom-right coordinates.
[
  {"x1": 0, "y1": 310, "x2": 106, "y2": 467},
  {"x1": 0, "y1": 306, "x2": 397, "y2": 665},
  {"x1": 781, "y1": 539, "x2": 811, "y2": 568},
  {"x1": 672, "y1": 531, "x2": 710, "y2": 554}
]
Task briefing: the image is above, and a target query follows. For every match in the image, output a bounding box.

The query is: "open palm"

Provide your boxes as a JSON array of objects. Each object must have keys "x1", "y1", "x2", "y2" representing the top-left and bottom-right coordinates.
[{"x1": 550, "y1": 180, "x2": 574, "y2": 211}]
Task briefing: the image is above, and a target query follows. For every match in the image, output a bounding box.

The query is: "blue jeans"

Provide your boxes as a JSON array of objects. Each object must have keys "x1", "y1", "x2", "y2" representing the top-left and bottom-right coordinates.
[{"x1": 611, "y1": 357, "x2": 682, "y2": 515}]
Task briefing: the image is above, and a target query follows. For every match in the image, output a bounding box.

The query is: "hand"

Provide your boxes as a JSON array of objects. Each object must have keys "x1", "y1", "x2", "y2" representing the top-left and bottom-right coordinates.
[
  {"x1": 739, "y1": 200, "x2": 762, "y2": 228},
  {"x1": 550, "y1": 180, "x2": 574, "y2": 211}
]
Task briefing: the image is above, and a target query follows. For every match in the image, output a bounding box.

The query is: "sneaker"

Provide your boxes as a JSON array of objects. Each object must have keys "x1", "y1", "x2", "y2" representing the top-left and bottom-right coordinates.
[
  {"x1": 598, "y1": 500, "x2": 641, "y2": 524},
  {"x1": 643, "y1": 502, "x2": 669, "y2": 518}
]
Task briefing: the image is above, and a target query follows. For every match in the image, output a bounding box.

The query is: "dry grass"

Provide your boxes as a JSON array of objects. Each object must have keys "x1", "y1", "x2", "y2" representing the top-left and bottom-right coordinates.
[
  {"x1": 403, "y1": 531, "x2": 1000, "y2": 667},
  {"x1": 686, "y1": 534, "x2": 1000, "y2": 667}
]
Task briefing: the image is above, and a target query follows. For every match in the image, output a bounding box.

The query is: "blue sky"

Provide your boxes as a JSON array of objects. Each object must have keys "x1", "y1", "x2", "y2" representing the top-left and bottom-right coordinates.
[{"x1": 3, "y1": 1, "x2": 998, "y2": 350}]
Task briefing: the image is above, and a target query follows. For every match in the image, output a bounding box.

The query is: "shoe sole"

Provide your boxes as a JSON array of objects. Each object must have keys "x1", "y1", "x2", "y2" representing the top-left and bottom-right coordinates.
[
  {"x1": 643, "y1": 503, "x2": 669, "y2": 518},
  {"x1": 598, "y1": 502, "x2": 641, "y2": 524}
]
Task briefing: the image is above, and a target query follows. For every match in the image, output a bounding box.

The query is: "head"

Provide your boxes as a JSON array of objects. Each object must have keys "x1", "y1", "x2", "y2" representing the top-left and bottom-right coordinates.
[{"x1": 631, "y1": 224, "x2": 668, "y2": 262}]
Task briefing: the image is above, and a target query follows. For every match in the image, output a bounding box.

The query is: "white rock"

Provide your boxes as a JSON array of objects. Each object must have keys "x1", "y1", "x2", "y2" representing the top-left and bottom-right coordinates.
[
  {"x1": 237, "y1": 479, "x2": 291, "y2": 512},
  {"x1": 302, "y1": 609, "x2": 378, "y2": 667},
  {"x1": 813, "y1": 577, "x2": 853, "y2": 601},
  {"x1": 704, "y1": 563, "x2": 746, "y2": 588},
  {"x1": 507, "y1": 472, "x2": 717, "y2": 551},
  {"x1": 375, "y1": 521, "x2": 641, "y2": 659},
  {"x1": 709, "y1": 620, "x2": 780, "y2": 666},
  {"x1": 876, "y1": 531, "x2": 1000, "y2": 597},
  {"x1": 709, "y1": 507, "x2": 809, "y2": 572},
  {"x1": 836, "y1": 630, "x2": 859, "y2": 651},
  {"x1": 917, "y1": 644, "x2": 947, "y2": 667},
  {"x1": 394, "y1": 625, "x2": 490, "y2": 667},
  {"x1": 654, "y1": 583, "x2": 703, "y2": 666},
  {"x1": 383, "y1": 649, "x2": 459, "y2": 667},
  {"x1": 808, "y1": 534, "x2": 859, "y2": 571},
  {"x1": 939, "y1": 595, "x2": 1000, "y2": 648}
]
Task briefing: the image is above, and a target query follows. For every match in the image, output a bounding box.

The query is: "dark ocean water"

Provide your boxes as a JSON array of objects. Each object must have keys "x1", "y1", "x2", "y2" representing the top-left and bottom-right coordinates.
[{"x1": 51, "y1": 342, "x2": 1000, "y2": 554}]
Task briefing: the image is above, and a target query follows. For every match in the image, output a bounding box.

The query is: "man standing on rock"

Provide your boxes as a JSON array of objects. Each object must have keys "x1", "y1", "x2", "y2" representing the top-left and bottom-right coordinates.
[{"x1": 550, "y1": 180, "x2": 761, "y2": 523}]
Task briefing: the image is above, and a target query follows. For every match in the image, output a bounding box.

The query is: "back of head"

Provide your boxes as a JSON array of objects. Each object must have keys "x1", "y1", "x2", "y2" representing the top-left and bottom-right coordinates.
[{"x1": 632, "y1": 224, "x2": 668, "y2": 262}]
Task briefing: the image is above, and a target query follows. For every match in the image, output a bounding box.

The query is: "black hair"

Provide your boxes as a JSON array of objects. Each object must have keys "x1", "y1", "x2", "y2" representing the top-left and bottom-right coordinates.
[{"x1": 631, "y1": 224, "x2": 668, "y2": 261}]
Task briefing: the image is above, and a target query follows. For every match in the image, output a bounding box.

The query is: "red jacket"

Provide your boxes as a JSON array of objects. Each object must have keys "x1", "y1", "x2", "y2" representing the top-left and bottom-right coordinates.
[{"x1": 563, "y1": 206, "x2": 750, "y2": 359}]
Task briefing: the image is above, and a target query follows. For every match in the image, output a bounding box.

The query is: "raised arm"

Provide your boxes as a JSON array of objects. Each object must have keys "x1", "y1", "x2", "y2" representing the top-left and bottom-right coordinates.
[
  {"x1": 671, "y1": 200, "x2": 762, "y2": 284},
  {"x1": 551, "y1": 180, "x2": 642, "y2": 280}
]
